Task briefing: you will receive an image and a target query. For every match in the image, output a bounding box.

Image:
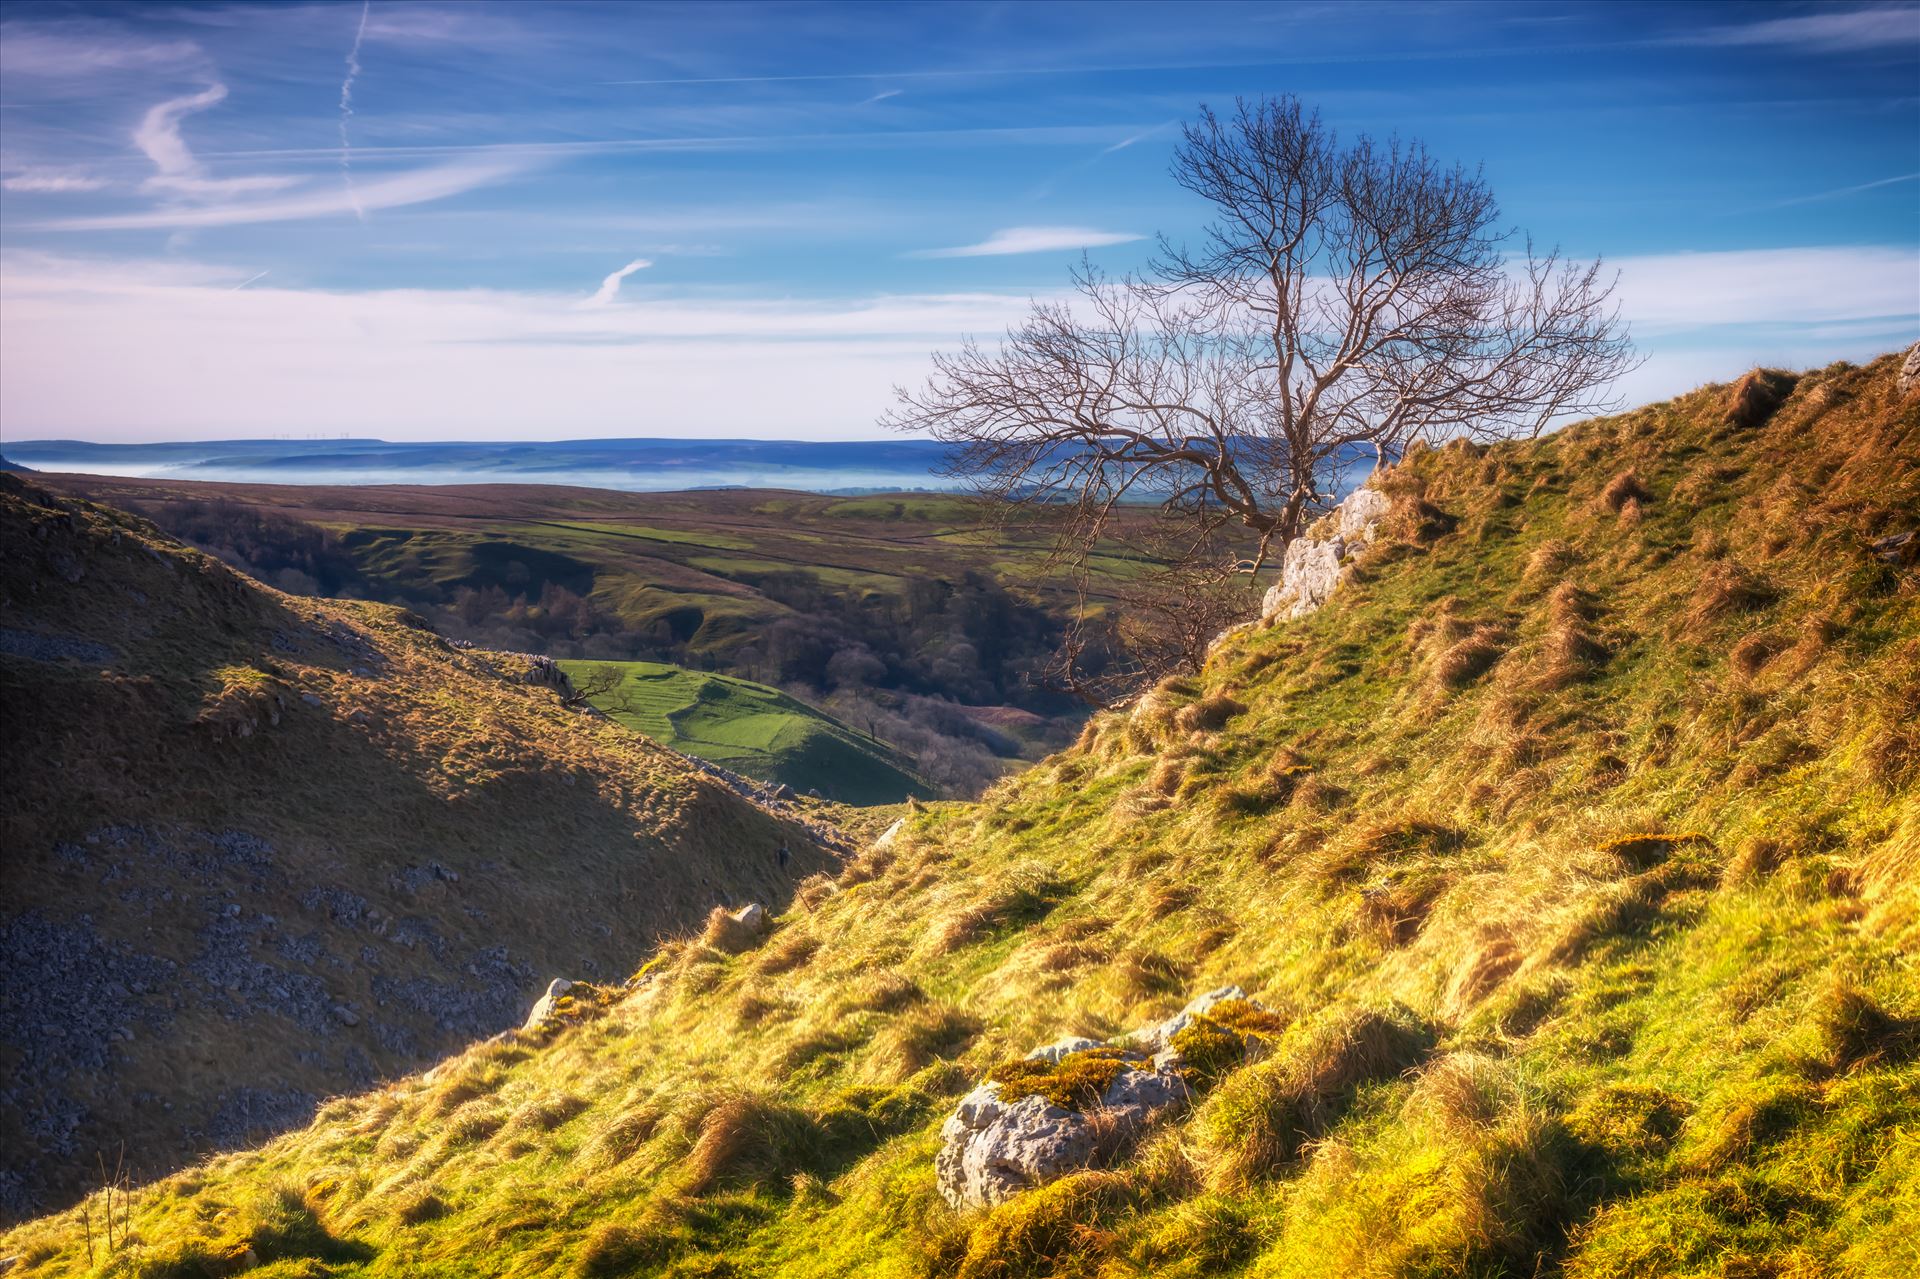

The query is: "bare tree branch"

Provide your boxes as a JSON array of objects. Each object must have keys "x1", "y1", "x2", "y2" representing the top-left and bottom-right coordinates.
[{"x1": 886, "y1": 95, "x2": 1636, "y2": 698}]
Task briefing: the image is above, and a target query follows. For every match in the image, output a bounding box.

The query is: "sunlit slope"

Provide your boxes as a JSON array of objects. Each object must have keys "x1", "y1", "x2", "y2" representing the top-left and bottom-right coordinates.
[
  {"x1": 3, "y1": 352, "x2": 1916, "y2": 1277},
  {"x1": 0, "y1": 475, "x2": 834, "y2": 1222},
  {"x1": 557, "y1": 659, "x2": 932, "y2": 805}
]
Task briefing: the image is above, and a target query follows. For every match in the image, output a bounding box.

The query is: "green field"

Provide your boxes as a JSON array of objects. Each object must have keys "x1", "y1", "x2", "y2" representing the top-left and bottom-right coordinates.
[{"x1": 557, "y1": 658, "x2": 931, "y2": 805}]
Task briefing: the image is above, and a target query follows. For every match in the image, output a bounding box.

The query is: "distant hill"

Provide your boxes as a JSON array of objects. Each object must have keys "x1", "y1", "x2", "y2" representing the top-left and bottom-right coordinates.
[
  {"x1": 559, "y1": 659, "x2": 932, "y2": 805},
  {"x1": 0, "y1": 437, "x2": 967, "y2": 493},
  {"x1": 0, "y1": 474, "x2": 837, "y2": 1222},
  {"x1": 5, "y1": 354, "x2": 1911, "y2": 1277}
]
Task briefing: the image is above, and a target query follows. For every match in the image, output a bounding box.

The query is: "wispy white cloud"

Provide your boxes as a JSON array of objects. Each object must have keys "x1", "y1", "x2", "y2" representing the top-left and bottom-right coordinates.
[
  {"x1": 1611, "y1": 245, "x2": 1920, "y2": 332},
  {"x1": 133, "y1": 83, "x2": 227, "y2": 177},
  {"x1": 340, "y1": 0, "x2": 372, "y2": 220},
  {"x1": 1, "y1": 167, "x2": 109, "y2": 193},
  {"x1": 362, "y1": 4, "x2": 531, "y2": 48},
  {"x1": 859, "y1": 88, "x2": 904, "y2": 106},
  {"x1": 586, "y1": 258, "x2": 652, "y2": 306},
  {"x1": 1032, "y1": 122, "x2": 1177, "y2": 197},
  {"x1": 199, "y1": 124, "x2": 1154, "y2": 163},
  {"x1": 1097, "y1": 122, "x2": 1174, "y2": 156},
  {"x1": 1688, "y1": 5, "x2": 1920, "y2": 52},
  {"x1": 145, "y1": 173, "x2": 305, "y2": 198},
  {"x1": 0, "y1": 251, "x2": 1043, "y2": 439},
  {"x1": 133, "y1": 82, "x2": 304, "y2": 199},
  {"x1": 29, "y1": 157, "x2": 530, "y2": 230},
  {"x1": 908, "y1": 225, "x2": 1146, "y2": 258},
  {"x1": 0, "y1": 23, "x2": 207, "y2": 82}
]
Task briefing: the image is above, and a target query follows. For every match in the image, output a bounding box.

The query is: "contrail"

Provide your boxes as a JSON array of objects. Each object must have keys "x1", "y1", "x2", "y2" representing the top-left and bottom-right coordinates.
[
  {"x1": 338, "y1": 0, "x2": 371, "y2": 220},
  {"x1": 229, "y1": 269, "x2": 271, "y2": 291}
]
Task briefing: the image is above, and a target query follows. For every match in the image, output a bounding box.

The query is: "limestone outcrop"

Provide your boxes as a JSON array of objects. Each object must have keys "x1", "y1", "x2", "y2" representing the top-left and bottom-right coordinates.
[
  {"x1": 934, "y1": 985, "x2": 1280, "y2": 1208},
  {"x1": 934, "y1": 1052, "x2": 1186, "y2": 1209},
  {"x1": 521, "y1": 977, "x2": 576, "y2": 1031},
  {"x1": 1261, "y1": 487, "x2": 1389, "y2": 621}
]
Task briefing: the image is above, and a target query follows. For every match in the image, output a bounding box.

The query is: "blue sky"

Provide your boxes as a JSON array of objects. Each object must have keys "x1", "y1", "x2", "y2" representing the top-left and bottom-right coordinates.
[{"x1": 1, "y1": 0, "x2": 1915, "y2": 440}]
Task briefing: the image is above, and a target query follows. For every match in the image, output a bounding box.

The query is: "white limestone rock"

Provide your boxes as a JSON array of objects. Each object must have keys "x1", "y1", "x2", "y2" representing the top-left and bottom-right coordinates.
[
  {"x1": 936, "y1": 1087, "x2": 1098, "y2": 1209},
  {"x1": 935, "y1": 1051, "x2": 1190, "y2": 1208},
  {"x1": 521, "y1": 977, "x2": 575, "y2": 1031},
  {"x1": 1261, "y1": 487, "x2": 1389, "y2": 621},
  {"x1": 1128, "y1": 984, "x2": 1249, "y2": 1053},
  {"x1": 1024, "y1": 1036, "x2": 1106, "y2": 1063}
]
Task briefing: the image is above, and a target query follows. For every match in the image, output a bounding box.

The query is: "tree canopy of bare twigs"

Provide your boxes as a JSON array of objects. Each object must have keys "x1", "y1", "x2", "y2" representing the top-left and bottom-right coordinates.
[{"x1": 885, "y1": 96, "x2": 1635, "y2": 701}]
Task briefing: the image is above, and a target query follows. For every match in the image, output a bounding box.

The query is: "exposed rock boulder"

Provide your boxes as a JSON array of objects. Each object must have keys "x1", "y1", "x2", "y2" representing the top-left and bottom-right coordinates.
[
  {"x1": 1127, "y1": 984, "x2": 1249, "y2": 1053},
  {"x1": 1024, "y1": 1035, "x2": 1105, "y2": 1063},
  {"x1": 934, "y1": 984, "x2": 1287, "y2": 1209},
  {"x1": 935, "y1": 1049, "x2": 1187, "y2": 1209},
  {"x1": 1261, "y1": 487, "x2": 1389, "y2": 620},
  {"x1": 937, "y1": 1090, "x2": 1098, "y2": 1209},
  {"x1": 521, "y1": 655, "x2": 569, "y2": 690},
  {"x1": 521, "y1": 977, "x2": 575, "y2": 1031},
  {"x1": 1901, "y1": 341, "x2": 1920, "y2": 397}
]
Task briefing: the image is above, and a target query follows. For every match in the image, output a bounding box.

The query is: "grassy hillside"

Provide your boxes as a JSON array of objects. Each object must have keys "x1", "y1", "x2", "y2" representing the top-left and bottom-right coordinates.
[
  {"x1": 4, "y1": 353, "x2": 1916, "y2": 1278},
  {"x1": 30, "y1": 479, "x2": 1129, "y2": 794},
  {"x1": 0, "y1": 476, "x2": 835, "y2": 1223},
  {"x1": 556, "y1": 660, "x2": 932, "y2": 806},
  {"x1": 28, "y1": 480, "x2": 1149, "y2": 672}
]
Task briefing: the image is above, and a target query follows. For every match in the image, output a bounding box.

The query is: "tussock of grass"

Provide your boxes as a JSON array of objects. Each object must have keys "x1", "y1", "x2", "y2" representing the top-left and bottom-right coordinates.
[
  {"x1": 1723, "y1": 367, "x2": 1797, "y2": 430},
  {"x1": 1599, "y1": 468, "x2": 1653, "y2": 514},
  {"x1": 1173, "y1": 693, "x2": 1246, "y2": 735},
  {"x1": 1194, "y1": 1002, "x2": 1432, "y2": 1190},
  {"x1": 1260, "y1": 1054, "x2": 1575, "y2": 1278},
  {"x1": 1431, "y1": 625, "x2": 1508, "y2": 690},
  {"x1": 952, "y1": 1170, "x2": 1135, "y2": 1279},
  {"x1": 1686, "y1": 561, "x2": 1778, "y2": 632},
  {"x1": 1567, "y1": 1083, "x2": 1692, "y2": 1161},
  {"x1": 1811, "y1": 981, "x2": 1920, "y2": 1074},
  {"x1": 1523, "y1": 538, "x2": 1579, "y2": 586},
  {"x1": 699, "y1": 905, "x2": 765, "y2": 954}
]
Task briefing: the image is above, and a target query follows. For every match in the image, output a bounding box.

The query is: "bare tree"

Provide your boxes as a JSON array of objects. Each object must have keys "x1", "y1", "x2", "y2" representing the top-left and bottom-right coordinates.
[
  {"x1": 561, "y1": 663, "x2": 624, "y2": 710},
  {"x1": 886, "y1": 96, "x2": 1634, "y2": 697}
]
